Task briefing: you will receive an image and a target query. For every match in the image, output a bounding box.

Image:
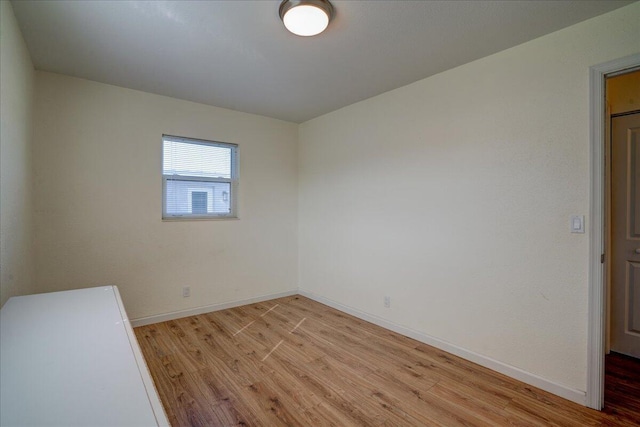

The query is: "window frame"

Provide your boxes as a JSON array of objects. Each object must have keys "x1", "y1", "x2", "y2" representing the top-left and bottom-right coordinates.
[{"x1": 162, "y1": 134, "x2": 238, "y2": 220}]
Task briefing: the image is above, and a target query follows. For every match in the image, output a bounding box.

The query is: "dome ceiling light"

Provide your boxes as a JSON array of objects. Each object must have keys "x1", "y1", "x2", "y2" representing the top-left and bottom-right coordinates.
[{"x1": 279, "y1": 0, "x2": 335, "y2": 37}]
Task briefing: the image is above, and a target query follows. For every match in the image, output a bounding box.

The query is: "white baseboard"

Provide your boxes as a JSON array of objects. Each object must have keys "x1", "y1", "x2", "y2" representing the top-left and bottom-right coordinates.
[
  {"x1": 298, "y1": 289, "x2": 587, "y2": 406},
  {"x1": 130, "y1": 289, "x2": 298, "y2": 327}
]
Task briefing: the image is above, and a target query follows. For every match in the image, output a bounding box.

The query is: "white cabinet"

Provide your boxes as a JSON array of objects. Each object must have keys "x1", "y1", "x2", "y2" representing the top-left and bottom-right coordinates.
[{"x1": 0, "y1": 286, "x2": 169, "y2": 426}]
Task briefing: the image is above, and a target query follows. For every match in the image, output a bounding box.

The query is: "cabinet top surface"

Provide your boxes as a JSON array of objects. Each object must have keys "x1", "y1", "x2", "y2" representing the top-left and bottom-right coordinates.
[{"x1": 1, "y1": 286, "x2": 162, "y2": 426}]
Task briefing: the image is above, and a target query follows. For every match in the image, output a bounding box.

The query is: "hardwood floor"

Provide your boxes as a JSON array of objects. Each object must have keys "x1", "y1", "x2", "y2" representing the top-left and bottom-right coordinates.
[
  {"x1": 135, "y1": 295, "x2": 639, "y2": 426},
  {"x1": 604, "y1": 352, "x2": 640, "y2": 425}
]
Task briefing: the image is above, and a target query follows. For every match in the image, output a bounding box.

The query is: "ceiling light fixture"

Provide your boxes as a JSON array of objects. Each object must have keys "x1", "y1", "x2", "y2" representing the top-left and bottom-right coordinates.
[{"x1": 279, "y1": 0, "x2": 334, "y2": 37}]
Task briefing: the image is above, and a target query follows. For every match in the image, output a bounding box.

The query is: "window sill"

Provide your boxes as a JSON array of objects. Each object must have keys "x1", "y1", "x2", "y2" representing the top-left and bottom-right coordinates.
[{"x1": 162, "y1": 216, "x2": 239, "y2": 222}]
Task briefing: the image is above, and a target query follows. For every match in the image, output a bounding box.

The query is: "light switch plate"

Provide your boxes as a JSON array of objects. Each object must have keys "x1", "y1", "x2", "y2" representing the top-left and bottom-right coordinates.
[{"x1": 571, "y1": 215, "x2": 585, "y2": 233}]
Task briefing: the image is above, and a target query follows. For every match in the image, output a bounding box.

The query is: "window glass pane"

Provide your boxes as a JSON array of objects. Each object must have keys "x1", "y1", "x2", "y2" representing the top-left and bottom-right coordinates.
[
  {"x1": 163, "y1": 139, "x2": 231, "y2": 179},
  {"x1": 162, "y1": 135, "x2": 236, "y2": 219},
  {"x1": 165, "y1": 179, "x2": 231, "y2": 215}
]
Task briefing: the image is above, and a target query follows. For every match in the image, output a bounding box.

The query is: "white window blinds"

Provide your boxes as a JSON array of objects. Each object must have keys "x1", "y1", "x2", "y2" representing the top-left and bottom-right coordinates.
[{"x1": 162, "y1": 135, "x2": 238, "y2": 219}]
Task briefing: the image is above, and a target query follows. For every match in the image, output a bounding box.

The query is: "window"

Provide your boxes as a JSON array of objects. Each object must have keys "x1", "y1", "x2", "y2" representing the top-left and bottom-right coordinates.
[{"x1": 162, "y1": 135, "x2": 238, "y2": 219}]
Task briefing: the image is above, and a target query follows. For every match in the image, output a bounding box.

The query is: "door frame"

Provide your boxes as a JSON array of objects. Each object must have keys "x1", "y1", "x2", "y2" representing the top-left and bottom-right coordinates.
[{"x1": 587, "y1": 52, "x2": 640, "y2": 410}]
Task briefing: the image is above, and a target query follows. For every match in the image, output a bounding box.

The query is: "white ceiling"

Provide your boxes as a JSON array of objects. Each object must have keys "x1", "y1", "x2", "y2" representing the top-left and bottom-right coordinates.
[{"x1": 11, "y1": 0, "x2": 634, "y2": 123}]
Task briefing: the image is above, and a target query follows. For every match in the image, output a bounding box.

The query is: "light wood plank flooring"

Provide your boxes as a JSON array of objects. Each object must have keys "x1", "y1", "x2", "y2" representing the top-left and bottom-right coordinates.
[{"x1": 135, "y1": 295, "x2": 639, "y2": 426}]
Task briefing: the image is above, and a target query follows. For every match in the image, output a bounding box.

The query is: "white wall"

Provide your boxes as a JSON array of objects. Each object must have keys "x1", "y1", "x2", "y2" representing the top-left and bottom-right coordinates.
[
  {"x1": 299, "y1": 2, "x2": 640, "y2": 397},
  {"x1": 0, "y1": 0, "x2": 36, "y2": 307},
  {"x1": 33, "y1": 72, "x2": 298, "y2": 319}
]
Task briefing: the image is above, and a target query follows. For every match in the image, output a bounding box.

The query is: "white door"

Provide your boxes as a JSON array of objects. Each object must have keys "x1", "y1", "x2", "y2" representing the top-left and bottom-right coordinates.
[{"x1": 611, "y1": 111, "x2": 640, "y2": 358}]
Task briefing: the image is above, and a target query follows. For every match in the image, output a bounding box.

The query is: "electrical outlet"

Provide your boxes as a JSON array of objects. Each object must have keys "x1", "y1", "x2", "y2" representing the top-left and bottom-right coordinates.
[
  {"x1": 182, "y1": 286, "x2": 191, "y2": 298},
  {"x1": 384, "y1": 296, "x2": 391, "y2": 308}
]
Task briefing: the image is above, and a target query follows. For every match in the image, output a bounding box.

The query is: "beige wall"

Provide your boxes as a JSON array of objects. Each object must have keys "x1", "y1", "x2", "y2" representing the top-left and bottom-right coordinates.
[
  {"x1": 0, "y1": 1, "x2": 36, "y2": 307},
  {"x1": 33, "y1": 72, "x2": 299, "y2": 319},
  {"x1": 298, "y1": 2, "x2": 640, "y2": 395}
]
